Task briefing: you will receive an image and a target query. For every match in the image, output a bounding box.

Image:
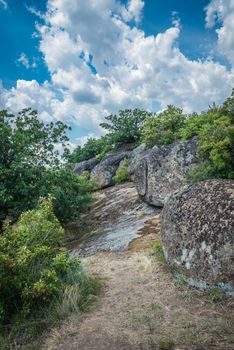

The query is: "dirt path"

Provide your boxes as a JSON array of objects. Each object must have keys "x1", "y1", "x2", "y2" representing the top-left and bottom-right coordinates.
[{"x1": 43, "y1": 184, "x2": 234, "y2": 350}]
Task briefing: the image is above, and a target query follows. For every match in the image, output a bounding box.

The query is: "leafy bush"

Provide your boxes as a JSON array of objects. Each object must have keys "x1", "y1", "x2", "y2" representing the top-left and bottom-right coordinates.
[
  {"x1": 0, "y1": 197, "x2": 81, "y2": 325},
  {"x1": 100, "y1": 108, "x2": 149, "y2": 145},
  {"x1": 0, "y1": 108, "x2": 93, "y2": 226},
  {"x1": 113, "y1": 159, "x2": 130, "y2": 184},
  {"x1": 43, "y1": 170, "x2": 94, "y2": 224},
  {"x1": 0, "y1": 198, "x2": 101, "y2": 348},
  {"x1": 141, "y1": 105, "x2": 186, "y2": 147},
  {"x1": 183, "y1": 114, "x2": 234, "y2": 183}
]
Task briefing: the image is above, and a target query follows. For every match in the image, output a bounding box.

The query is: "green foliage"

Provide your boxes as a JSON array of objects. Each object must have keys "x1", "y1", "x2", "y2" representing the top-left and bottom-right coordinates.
[
  {"x1": 100, "y1": 108, "x2": 149, "y2": 145},
  {"x1": 173, "y1": 274, "x2": 188, "y2": 289},
  {"x1": 158, "y1": 339, "x2": 174, "y2": 350},
  {"x1": 181, "y1": 113, "x2": 219, "y2": 140},
  {"x1": 95, "y1": 144, "x2": 113, "y2": 161},
  {"x1": 0, "y1": 198, "x2": 101, "y2": 349},
  {"x1": 0, "y1": 108, "x2": 93, "y2": 226},
  {"x1": 184, "y1": 114, "x2": 234, "y2": 183},
  {"x1": 0, "y1": 197, "x2": 80, "y2": 325},
  {"x1": 43, "y1": 170, "x2": 94, "y2": 224},
  {"x1": 151, "y1": 241, "x2": 165, "y2": 264},
  {"x1": 112, "y1": 159, "x2": 130, "y2": 184},
  {"x1": 68, "y1": 136, "x2": 112, "y2": 163},
  {"x1": 182, "y1": 90, "x2": 234, "y2": 183},
  {"x1": 208, "y1": 287, "x2": 225, "y2": 302},
  {"x1": 141, "y1": 105, "x2": 186, "y2": 147}
]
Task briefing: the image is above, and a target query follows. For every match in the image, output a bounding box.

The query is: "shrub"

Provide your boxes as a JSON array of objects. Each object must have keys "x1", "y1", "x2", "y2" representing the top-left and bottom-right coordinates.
[
  {"x1": 185, "y1": 115, "x2": 234, "y2": 183},
  {"x1": 43, "y1": 170, "x2": 94, "y2": 224},
  {"x1": 141, "y1": 105, "x2": 186, "y2": 147},
  {"x1": 113, "y1": 159, "x2": 130, "y2": 184}
]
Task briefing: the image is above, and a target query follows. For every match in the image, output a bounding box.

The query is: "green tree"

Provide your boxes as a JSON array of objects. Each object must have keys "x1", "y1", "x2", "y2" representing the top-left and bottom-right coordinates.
[
  {"x1": 68, "y1": 137, "x2": 111, "y2": 163},
  {"x1": 0, "y1": 108, "x2": 92, "y2": 226},
  {"x1": 141, "y1": 105, "x2": 186, "y2": 147},
  {"x1": 100, "y1": 108, "x2": 149, "y2": 145}
]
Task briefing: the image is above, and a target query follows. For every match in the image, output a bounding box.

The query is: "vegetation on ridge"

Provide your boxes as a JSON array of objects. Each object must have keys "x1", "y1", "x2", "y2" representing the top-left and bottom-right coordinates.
[{"x1": 69, "y1": 89, "x2": 234, "y2": 183}]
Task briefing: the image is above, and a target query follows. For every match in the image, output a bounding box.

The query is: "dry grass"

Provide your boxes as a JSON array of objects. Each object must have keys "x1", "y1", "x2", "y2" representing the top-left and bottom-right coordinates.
[{"x1": 42, "y1": 247, "x2": 234, "y2": 350}]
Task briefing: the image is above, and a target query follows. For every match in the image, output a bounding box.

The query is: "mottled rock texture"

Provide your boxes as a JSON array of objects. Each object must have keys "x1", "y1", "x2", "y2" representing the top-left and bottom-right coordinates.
[
  {"x1": 90, "y1": 150, "x2": 132, "y2": 189},
  {"x1": 128, "y1": 143, "x2": 147, "y2": 180},
  {"x1": 74, "y1": 158, "x2": 99, "y2": 175},
  {"x1": 161, "y1": 180, "x2": 234, "y2": 293},
  {"x1": 134, "y1": 138, "x2": 198, "y2": 206}
]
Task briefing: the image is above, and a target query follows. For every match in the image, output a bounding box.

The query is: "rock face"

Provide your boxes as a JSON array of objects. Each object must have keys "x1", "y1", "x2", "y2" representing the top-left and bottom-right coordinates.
[
  {"x1": 74, "y1": 158, "x2": 99, "y2": 175},
  {"x1": 90, "y1": 150, "x2": 132, "y2": 189},
  {"x1": 134, "y1": 138, "x2": 198, "y2": 206},
  {"x1": 128, "y1": 143, "x2": 147, "y2": 180},
  {"x1": 161, "y1": 180, "x2": 234, "y2": 294}
]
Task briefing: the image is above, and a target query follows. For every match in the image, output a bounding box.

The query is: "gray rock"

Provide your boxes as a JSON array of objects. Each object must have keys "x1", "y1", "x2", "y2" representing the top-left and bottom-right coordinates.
[
  {"x1": 128, "y1": 143, "x2": 147, "y2": 180},
  {"x1": 74, "y1": 158, "x2": 99, "y2": 175},
  {"x1": 91, "y1": 150, "x2": 132, "y2": 189},
  {"x1": 161, "y1": 180, "x2": 234, "y2": 294},
  {"x1": 134, "y1": 138, "x2": 198, "y2": 206}
]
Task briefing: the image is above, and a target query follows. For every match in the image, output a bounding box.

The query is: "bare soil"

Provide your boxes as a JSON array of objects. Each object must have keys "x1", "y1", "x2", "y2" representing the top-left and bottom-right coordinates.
[{"x1": 43, "y1": 183, "x2": 234, "y2": 350}]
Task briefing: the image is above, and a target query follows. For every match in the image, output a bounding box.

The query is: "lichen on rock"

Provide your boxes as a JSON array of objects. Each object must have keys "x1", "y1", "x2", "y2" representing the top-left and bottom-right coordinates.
[
  {"x1": 161, "y1": 180, "x2": 234, "y2": 294},
  {"x1": 134, "y1": 138, "x2": 198, "y2": 207}
]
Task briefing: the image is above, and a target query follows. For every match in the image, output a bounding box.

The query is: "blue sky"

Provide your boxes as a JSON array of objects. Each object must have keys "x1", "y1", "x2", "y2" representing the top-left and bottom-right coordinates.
[{"x1": 0, "y1": 0, "x2": 234, "y2": 145}]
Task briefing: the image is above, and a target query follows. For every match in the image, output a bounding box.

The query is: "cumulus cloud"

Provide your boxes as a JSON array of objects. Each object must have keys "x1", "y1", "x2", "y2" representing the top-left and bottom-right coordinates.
[
  {"x1": 1, "y1": 0, "x2": 234, "y2": 139},
  {"x1": 0, "y1": 0, "x2": 7, "y2": 10},
  {"x1": 205, "y1": 0, "x2": 234, "y2": 65}
]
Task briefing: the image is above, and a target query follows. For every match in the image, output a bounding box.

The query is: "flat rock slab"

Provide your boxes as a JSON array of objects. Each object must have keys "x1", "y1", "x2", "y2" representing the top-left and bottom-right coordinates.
[{"x1": 69, "y1": 182, "x2": 158, "y2": 257}]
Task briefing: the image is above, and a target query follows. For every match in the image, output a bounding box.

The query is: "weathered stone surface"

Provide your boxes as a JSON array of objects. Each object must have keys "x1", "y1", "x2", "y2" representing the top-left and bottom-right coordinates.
[
  {"x1": 161, "y1": 180, "x2": 234, "y2": 294},
  {"x1": 90, "y1": 150, "x2": 132, "y2": 189},
  {"x1": 128, "y1": 143, "x2": 147, "y2": 180},
  {"x1": 134, "y1": 138, "x2": 198, "y2": 206},
  {"x1": 74, "y1": 158, "x2": 99, "y2": 175}
]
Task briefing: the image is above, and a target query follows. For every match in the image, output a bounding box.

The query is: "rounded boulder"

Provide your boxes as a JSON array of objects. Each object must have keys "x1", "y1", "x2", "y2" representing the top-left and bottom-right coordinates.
[{"x1": 161, "y1": 180, "x2": 234, "y2": 294}]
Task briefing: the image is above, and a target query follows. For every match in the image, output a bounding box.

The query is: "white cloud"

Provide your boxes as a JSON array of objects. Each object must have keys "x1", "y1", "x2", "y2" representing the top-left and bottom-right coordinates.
[
  {"x1": 121, "y1": 0, "x2": 144, "y2": 23},
  {"x1": 205, "y1": 0, "x2": 234, "y2": 65},
  {"x1": 17, "y1": 53, "x2": 37, "y2": 69},
  {"x1": 0, "y1": 0, "x2": 7, "y2": 10},
  {"x1": 1, "y1": 0, "x2": 234, "y2": 140}
]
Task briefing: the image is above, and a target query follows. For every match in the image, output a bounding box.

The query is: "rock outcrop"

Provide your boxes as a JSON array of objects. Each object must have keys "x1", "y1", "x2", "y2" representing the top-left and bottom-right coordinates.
[
  {"x1": 134, "y1": 138, "x2": 198, "y2": 206},
  {"x1": 90, "y1": 150, "x2": 132, "y2": 189},
  {"x1": 161, "y1": 180, "x2": 234, "y2": 294},
  {"x1": 74, "y1": 158, "x2": 99, "y2": 175}
]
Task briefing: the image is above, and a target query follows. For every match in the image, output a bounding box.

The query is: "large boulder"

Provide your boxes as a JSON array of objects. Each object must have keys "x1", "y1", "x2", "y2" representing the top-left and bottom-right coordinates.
[
  {"x1": 128, "y1": 143, "x2": 147, "y2": 180},
  {"x1": 161, "y1": 180, "x2": 234, "y2": 294},
  {"x1": 90, "y1": 150, "x2": 132, "y2": 189},
  {"x1": 74, "y1": 158, "x2": 99, "y2": 175},
  {"x1": 134, "y1": 138, "x2": 198, "y2": 206}
]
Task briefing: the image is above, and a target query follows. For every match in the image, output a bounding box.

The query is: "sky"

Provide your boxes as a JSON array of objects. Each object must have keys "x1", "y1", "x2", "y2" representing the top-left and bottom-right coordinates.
[{"x1": 0, "y1": 0, "x2": 234, "y2": 146}]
